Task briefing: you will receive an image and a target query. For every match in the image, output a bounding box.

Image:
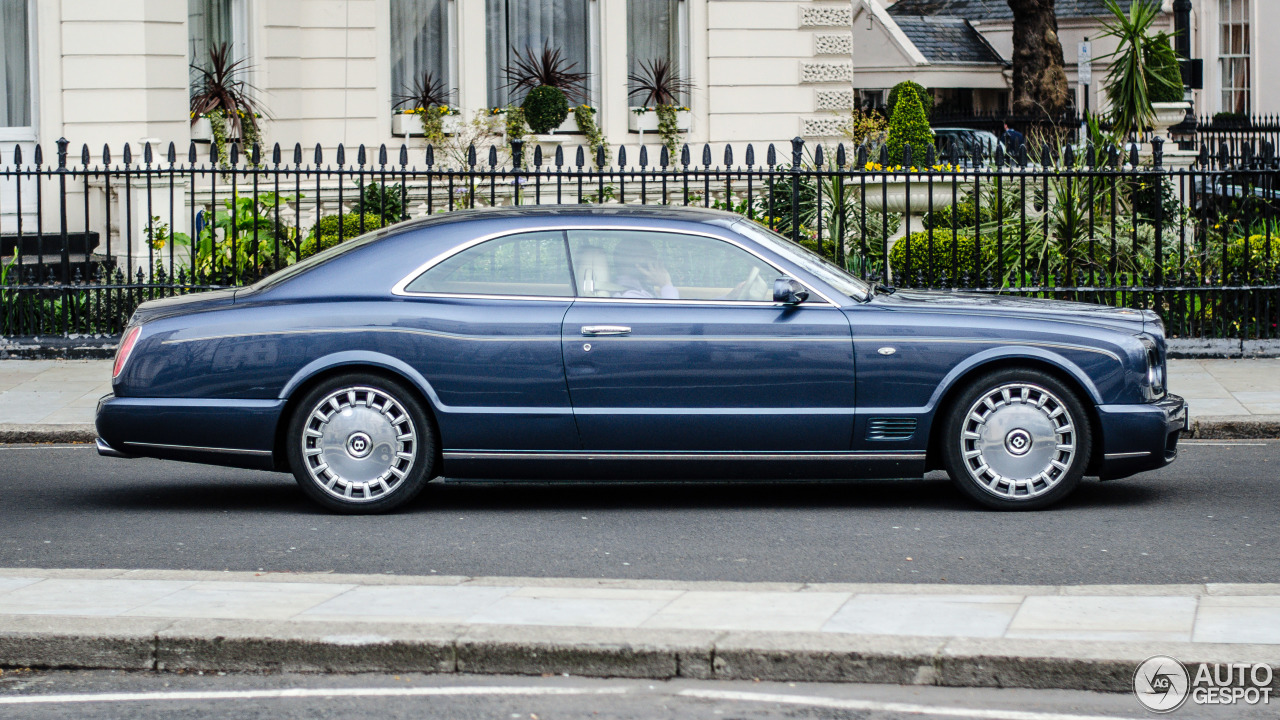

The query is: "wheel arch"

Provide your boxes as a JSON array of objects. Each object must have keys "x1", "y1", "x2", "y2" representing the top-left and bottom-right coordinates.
[
  {"x1": 923, "y1": 350, "x2": 1105, "y2": 474},
  {"x1": 272, "y1": 353, "x2": 444, "y2": 472}
]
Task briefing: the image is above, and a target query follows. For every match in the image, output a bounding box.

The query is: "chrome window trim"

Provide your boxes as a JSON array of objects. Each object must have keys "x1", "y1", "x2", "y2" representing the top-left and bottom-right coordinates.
[{"x1": 390, "y1": 224, "x2": 840, "y2": 307}]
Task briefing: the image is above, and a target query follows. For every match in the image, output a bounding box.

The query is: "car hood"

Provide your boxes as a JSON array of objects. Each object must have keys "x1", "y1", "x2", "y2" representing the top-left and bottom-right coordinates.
[
  {"x1": 872, "y1": 289, "x2": 1155, "y2": 335},
  {"x1": 128, "y1": 287, "x2": 238, "y2": 326}
]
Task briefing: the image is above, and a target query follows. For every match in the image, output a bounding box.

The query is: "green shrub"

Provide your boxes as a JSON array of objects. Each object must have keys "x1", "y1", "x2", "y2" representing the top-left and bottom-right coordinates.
[
  {"x1": 522, "y1": 85, "x2": 570, "y2": 134},
  {"x1": 1199, "y1": 234, "x2": 1280, "y2": 279},
  {"x1": 888, "y1": 81, "x2": 932, "y2": 119},
  {"x1": 353, "y1": 182, "x2": 407, "y2": 226},
  {"x1": 921, "y1": 199, "x2": 978, "y2": 232},
  {"x1": 885, "y1": 88, "x2": 934, "y2": 167},
  {"x1": 1145, "y1": 35, "x2": 1184, "y2": 103},
  {"x1": 301, "y1": 213, "x2": 385, "y2": 256},
  {"x1": 889, "y1": 229, "x2": 996, "y2": 281}
]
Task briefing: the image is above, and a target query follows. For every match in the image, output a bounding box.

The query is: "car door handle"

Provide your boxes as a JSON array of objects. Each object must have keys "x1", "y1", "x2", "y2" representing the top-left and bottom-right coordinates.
[{"x1": 581, "y1": 325, "x2": 631, "y2": 336}]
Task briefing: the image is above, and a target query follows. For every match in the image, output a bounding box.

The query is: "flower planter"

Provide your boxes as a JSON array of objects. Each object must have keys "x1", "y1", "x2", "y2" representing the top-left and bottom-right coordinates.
[
  {"x1": 861, "y1": 175, "x2": 958, "y2": 216},
  {"x1": 526, "y1": 136, "x2": 565, "y2": 165},
  {"x1": 629, "y1": 108, "x2": 691, "y2": 132},
  {"x1": 392, "y1": 113, "x2": 463, "y2": 137},
  {"x1": 1151, "y1": 101, "x2": 1192, "y2": 137},
  {"x1": 191, "y1": 118, "x2": 213, "y2": 142}
]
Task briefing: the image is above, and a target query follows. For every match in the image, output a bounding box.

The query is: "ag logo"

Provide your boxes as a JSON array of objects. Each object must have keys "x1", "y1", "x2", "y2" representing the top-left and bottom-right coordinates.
[{"x1": 1134, "y1": 655, "x2": 1190, "y2": 713}]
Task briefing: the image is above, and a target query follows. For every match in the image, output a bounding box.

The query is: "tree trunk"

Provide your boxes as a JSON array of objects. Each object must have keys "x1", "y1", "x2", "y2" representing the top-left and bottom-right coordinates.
[{"x1": 1006, "y1": 0, "x2": 1071, "y2": 118}]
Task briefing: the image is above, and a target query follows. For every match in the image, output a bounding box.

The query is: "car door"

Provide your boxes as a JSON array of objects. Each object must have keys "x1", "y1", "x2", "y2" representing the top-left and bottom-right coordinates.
[
  {"x1": 396, "y1": 229, "x2": 578, "y2": 452},
  {"x1": 561, "y1": 228, "x2": 855, "y2": 452}
]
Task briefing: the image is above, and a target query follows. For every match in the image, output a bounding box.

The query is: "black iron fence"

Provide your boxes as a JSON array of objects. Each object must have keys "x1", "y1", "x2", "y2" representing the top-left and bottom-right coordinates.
[{"x1": 1, "y1": 136, "x2": 1277, "y2": 339}]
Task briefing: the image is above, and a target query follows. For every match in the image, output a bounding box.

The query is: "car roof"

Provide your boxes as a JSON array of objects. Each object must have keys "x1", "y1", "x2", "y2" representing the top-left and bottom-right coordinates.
[{"x1": 381, "y1": 204, "x2": 748, "y2": 235}]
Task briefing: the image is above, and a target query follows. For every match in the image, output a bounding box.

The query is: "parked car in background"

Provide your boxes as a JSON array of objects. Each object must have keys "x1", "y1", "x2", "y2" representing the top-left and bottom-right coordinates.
[
  {"x1": 932, "y1": 128, "x2": 1000, "y2": 163},
  {"x1": 97, "y1": 206, "x2": 1186, "y2": 513}
]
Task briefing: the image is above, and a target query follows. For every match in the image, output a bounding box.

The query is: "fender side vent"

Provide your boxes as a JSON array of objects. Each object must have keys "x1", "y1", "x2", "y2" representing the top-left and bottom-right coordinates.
[{"x1": 867, "y1": 417, "x2": 917, "y2": 441}]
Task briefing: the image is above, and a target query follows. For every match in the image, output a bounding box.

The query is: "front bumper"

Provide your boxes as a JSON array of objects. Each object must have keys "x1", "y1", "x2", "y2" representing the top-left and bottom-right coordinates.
[{"x1": 1095, "y1": 393, "x2": 1188, "y2": 480}]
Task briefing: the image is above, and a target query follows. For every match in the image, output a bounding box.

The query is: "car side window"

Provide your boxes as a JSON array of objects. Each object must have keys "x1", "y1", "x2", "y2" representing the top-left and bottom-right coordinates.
[
  {"x1": 567, "y1": 230, "x2": 785, "y2": 302},
  {"x1": 404, "y1": 231, "x2": 574, "y2": 297}
]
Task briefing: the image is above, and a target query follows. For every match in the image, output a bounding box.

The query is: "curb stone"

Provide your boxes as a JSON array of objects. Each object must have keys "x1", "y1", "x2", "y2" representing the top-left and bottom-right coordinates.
[{"x1": 2, "y1": 620, "x2": 1279, "y2": 692}]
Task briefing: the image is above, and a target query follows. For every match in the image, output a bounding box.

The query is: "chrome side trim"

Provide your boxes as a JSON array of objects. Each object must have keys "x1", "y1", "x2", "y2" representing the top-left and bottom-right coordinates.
[
  {"x1": 444, "y1": 451, "x2": 926, "y2": 462},
  {"x1": 162, "y1": 326, "x2": 850, "y2": 346},
  {"x1": 122, "y1": 441, "x2": 273, "y2": 457},
  {"x1": 855, "y1": 336, "x2": 1123, "y2": 362},
  {"x1": 1104, "y1": 451, "x2": 1152, "y2": 460},
  {"x1": 95, "y1": 438, "x2": 136, "y2": 459},
  {"x1": 390, "y1": 224, "x2": 841, "y2": 307}
]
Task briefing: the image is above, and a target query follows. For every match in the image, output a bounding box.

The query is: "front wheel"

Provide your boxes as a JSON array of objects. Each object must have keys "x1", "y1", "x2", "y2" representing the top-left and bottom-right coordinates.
[
  {"x1": 941, "y1": 368, "x2": 1092, "y2": 510},
  {"x1": 286, "y1": 373, "x2": 436, "y2": 514}
]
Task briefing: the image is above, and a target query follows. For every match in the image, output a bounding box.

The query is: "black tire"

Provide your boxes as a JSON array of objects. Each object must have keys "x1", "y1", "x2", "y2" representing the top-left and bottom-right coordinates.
[
  {"x1": 286, "y1": 372, "x2": 436, "y2": 514},
  {"x1": 940, "y1": 367, "x2": 1092, "y2": 510}
]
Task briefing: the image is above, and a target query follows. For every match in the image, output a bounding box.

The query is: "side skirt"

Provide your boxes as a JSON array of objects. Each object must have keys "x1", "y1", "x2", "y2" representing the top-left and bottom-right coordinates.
[{"x1": 441, "y1": 451, "x2": 927, "y2": 481}]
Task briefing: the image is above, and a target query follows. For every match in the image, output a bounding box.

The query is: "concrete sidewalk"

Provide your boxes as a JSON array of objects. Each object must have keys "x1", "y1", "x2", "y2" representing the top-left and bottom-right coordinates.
[
  {"x1": 1, "y1": 358, "x2": 1278, "y2": 440},
  {"x1": 0, "y1": 569, "x2": 1276, "y2": 690}
]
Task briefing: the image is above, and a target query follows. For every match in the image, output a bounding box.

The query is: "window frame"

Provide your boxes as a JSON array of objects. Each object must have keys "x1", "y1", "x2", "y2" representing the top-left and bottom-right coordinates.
[
  {"x1": 0, "y1": 0, "x2": 38, "y2": 141},
  {"x1": 188, "y1": 0, "x2": 251, "y2": 98},
  {"x1": 626, "y1": 0, "x2": 689, "y2": 108},
  {"x1": 1218, "y1": 0, "x2": 1252, "y2": 115},
  {"x1": 389, "y1": 0, "x2": 459, "y2": 112},
  {"x1": 392, "y1": 225, "x2": 836, "y2": 306},
  {"x1": 485, "y1": 0, "x2": 600, "y2": 109}
]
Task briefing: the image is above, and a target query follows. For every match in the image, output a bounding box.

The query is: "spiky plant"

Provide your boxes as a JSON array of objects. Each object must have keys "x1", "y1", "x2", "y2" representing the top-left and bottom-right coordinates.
[
  {"x1": 189, "y1": 42, "x2": 268, "y2": 138},
  {"x1": 505, "y1": 44, "x2": 589, "y2": 102},
  {"x1": 1098, "y1": 0, "x2": 1176, "y2": 133},
  {"x1": 627, "y1": 58, "x2": 692, "y2": 107},
  {"x1": 393, "y1": 70, "x2": 452, "y2": 113}
]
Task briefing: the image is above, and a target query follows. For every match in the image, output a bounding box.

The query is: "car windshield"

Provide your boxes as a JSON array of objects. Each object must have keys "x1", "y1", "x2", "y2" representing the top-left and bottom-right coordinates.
[{"x1": 732, "y1": 219, "x2": 871, "y2": 300}]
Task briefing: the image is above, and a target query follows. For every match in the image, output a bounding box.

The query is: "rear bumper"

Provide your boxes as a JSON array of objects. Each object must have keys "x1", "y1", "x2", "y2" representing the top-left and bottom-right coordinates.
[
  {"x1": 1095, "y1": 394, "x2": 1188, "y2": 480},
  {"x1": 95, "y1": 393, "x2": 286, "y2": 471}
]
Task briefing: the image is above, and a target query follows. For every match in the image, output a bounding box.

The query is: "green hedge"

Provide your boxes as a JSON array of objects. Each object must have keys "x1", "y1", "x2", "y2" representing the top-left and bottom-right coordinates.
[
  {"x1": 301, "y1": 213, "x2": 385, "y2": 256},
  {"x1": 889, "y1": 229, "x2": 995, "y2": 281}
]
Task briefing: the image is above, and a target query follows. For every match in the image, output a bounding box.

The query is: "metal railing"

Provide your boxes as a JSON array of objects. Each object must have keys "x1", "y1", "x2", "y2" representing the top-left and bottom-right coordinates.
[{"x1": 1, "y1": 135, "x2": 1277, "y2": 339}]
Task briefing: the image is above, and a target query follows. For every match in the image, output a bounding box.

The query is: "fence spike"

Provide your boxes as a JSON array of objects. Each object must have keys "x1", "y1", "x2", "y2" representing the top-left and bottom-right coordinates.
[
  {"x1": 639, "y1": 145, "x2": 649, "y2": 168},
  {"x1": 120, "y1": 144, "x2": 130, "y2": 165},
  {"x1": 926, "y1": 144, "x2": 936, "y2": 167},
  {"x1": 81, "y1": 144, "x2": 90, "y2": 166},
  {"x1": 1063, "y1": 144, "x2": 1075, "y2": 167},
  {"x1": 399, "y1": 144, "x2": 408, "y2": 167},
  {"x1": 1018, "y1": 144, "x2": 1029, "y2": 168},
  {"x1": 425, "y1": 144, "x2": 434, "y2": 167},
  {"x1": 1085, "y1": 143, "x2": 1095, "y2": 168},
  {"x1": 950, "y1": 140, "x2": 961, "y2": 166},
  {"x1": 701, "y1": 143, "x2": 711, "y2": 167},
  {"x1": 681, "y1": 144, "x2": 691, "y2": 167},
  {"x1": 250, "y1": 142, "x2": 261, "y2": 165},
  {"x1": 294, "y1": 143, "x2": 303, "y2": 165},
  {"x1": 337, "y1": 143, "x2": 346, "y2": 165},
  {"x1": 766, "y1": 144, "x2": 776, "y2": 166},
  {"x1": 902, "y1": 144, "x2": 913, "y2": 168},
  {"x1": 488, "y1": 144, "x2": 498, "y2": 168},
  {"x1": 1151, "y1": 136, "x2": 1163, "y2": 167},
  {"x1": 33, "y1": 143, "x2": 43, "y2": 165},
  {"x1": 618, "y1": 145, "x2": 627, "y2": 168},
  {"x1": 993, "y1": 142, "x2": 1004, "y2": 167},
  {"x1": 533, "y1": 144, "x2": 543, "y2": 167},
  {"x1": 836, "y1": 143, "x2": 846, "y2": 168},
  {"x1": 377, "y1": 144, "x2": 387, "y2": 166},
  {"x1": 723, "y1": 144, "x2": 733, "y2": 167},
  {"x1": 100, "y1": 144, "x2": 108, "y2": 165},
  {"x1": 596, "y1": 145, "x2": 606, "y2": 169},
  {"x1": 55, "y1": 137, "x2": 67, "y2": 168},
  {"x1": 143, "y1": 142, "x2": 152, "y2": 165},
  {"x1": 554, "y1": 144, "x2": 564, "y2": 168},
  {"x1": 466, "y1": 144, "x2": 475, "y2": 167},
  {"x1": 166, "y1": 142, "x2": 176, "y2": 164},
  {"x1": 575, "y1": 145, "x2": 585, "y2": 168},
  {"x1": 879, "y1": 145, "x2": 889, "y2": 166},
  {"x1": 814, "y1": 144, "x2": 824, "y2": 167},
  {"x1": 230, "y1": 142, "x2": 240, "y2": 165},
  {"x1": 511, "y1": 139, "x2": 524, "y2": 169},
  {"x1": 272, "y1": 142, "x2": 281, "y2": 165},
  {"x1": 660, "y1": 145, "x2": 670, "y2": 168},
  {"x1": 745, "y1": 144, "x2": 755, "y2": 166},
  {"x1": 856, "y1": 145, "x2": 867, "y2": 167}
]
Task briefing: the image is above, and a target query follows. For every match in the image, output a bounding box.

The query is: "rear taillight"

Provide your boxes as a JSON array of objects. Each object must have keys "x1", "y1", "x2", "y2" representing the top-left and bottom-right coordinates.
[{"x1": 113, "y1": 326, "x2": 141, "y2": 379}]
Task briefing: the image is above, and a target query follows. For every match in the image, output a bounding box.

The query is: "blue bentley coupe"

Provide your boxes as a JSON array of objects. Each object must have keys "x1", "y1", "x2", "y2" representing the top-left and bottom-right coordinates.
[{"x1": 96, "y1": 206, "x2": 1187, "y2": 513}]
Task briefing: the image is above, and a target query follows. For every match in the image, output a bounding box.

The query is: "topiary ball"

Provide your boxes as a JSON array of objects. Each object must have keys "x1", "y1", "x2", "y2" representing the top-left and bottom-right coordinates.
[
  {"x1": 522, "y1": 85, "x2": 570, "y2": 134},
  {"x1": 1145, "y1": 37, "x2": 1185, "y2": 104}
]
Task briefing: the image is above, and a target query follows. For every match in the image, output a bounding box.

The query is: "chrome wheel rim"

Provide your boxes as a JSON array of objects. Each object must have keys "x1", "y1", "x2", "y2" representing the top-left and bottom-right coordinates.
[
  {"x1": 959, "y1": 382, "x2": 1076, "y2": 500},
  {"x1": 302, "y1": 386, "x2": 416, "y2": 503}
]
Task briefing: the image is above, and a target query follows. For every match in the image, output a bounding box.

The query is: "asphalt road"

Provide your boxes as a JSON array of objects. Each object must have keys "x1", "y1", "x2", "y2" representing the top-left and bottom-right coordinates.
[
  {"x1": 2, "y1": 671, "x2": 1273, "y2": 720},
  {"x1": 1, "y1": 441, "x2": 1277, "y2": 584}
]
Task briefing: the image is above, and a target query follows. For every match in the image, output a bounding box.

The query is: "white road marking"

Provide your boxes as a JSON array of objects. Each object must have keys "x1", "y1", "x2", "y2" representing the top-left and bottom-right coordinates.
[
  {"x1": 1182, "y1": 441, "x2": 1268, "y2": 446},
  {"x1": 0, "y1": 685, "x2": 629, "y2": 706},
  {"x1": 678, "y1": 689, "x2": 1139, "y2": 720}
]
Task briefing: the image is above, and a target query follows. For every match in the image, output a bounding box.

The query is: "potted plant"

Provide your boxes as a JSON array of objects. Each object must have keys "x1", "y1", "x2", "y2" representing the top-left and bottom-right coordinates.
[
  {"x1": 189, "y1": 42, "x2": 268, "y2": 160},
  {"x1": 862, "y1": 85, "x2": 955, "y2": 247},
  {"x1": 1098, "y1": 0, "x2": 1186, "y2": 139},
  {"x1": 503, "y1": 44, "x2": 589, "y2": 158},
  {"x1": 392, "y1": 71, "x2": 461, "y2": 140},
  {"x1": 628, "y1": 59, "x2": 693, "y2": 160}
]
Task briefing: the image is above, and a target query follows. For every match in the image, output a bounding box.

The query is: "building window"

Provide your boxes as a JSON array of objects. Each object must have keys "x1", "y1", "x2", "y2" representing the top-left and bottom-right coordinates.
[
  {"x1": 1219, "y1": 0, "x2": 1251, "y2": 114},
  {"x1": 1, "y1": 0, "x2": 32, "y2": 130},
  {"x1": 627, "y1": 0, "x2": 687, "y2": 106},
  {"x1": 390, "y1": 0, "x2": 456, "y2": 109},
  {"x1": 486, "y1": 0, "x2": 595, "y2": 108},
  {"x1": 188, "y1": 0, "x2": 248, "y2": 91}
]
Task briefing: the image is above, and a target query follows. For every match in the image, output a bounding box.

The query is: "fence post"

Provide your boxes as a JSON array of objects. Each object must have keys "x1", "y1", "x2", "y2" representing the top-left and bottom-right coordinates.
[
  {"x1": 1152, "y1": 137, "x2": 1164, "y2": 288},
  {"x1": 511, "y1": 139, "x2": 523, "y2": 206},
  {"x1": 790, "y1": 137, "x2": 803, "y2": 244},
  {"x1": 56, "y1": 138, "x2": 70, "y2": 287}
]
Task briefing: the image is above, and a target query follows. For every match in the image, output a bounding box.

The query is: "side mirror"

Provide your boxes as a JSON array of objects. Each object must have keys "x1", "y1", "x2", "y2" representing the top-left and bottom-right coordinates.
[{"x1": 773, "y1": 277, "x2": 810, "y2": 304}]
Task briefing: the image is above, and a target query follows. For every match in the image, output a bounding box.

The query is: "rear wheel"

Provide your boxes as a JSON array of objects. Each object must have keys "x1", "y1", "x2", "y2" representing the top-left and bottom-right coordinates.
[
  {"x1": 941, "y1": 368, "x2": 1092, "y2": 510},
  {"x1": 286, "y1": 373, "x2": 435, "y2": 514}
]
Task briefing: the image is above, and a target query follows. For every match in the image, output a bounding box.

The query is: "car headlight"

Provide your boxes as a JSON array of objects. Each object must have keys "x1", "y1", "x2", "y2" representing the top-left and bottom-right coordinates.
[{"x1": 1139, "y1": 334, "x2": 1165, "y2": 399}]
